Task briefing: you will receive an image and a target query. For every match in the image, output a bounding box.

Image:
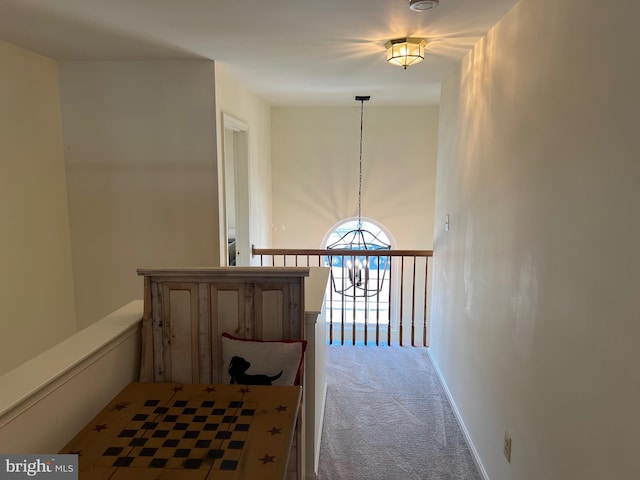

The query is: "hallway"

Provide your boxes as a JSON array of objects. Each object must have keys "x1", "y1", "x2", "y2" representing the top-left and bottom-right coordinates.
[{"x1": 318, "y1": 345, "x2": 481, "y2": 480}]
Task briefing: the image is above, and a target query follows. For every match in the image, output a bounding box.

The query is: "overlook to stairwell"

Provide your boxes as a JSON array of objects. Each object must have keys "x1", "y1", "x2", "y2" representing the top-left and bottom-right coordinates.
[{"x1": 253, "y1": 245, "x2": 432, "y2": 347}]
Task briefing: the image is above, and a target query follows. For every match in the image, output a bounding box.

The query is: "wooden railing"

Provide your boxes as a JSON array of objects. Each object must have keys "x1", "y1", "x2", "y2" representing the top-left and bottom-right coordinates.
[{"x1": 252, "y1": 247, "x2": 433, "y2": 347}]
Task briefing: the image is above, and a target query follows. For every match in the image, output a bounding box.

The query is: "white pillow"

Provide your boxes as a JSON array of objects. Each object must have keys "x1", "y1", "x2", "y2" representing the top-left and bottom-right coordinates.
[{"x1": 221, "y1": 333, "x2": 307, "y2": 386}]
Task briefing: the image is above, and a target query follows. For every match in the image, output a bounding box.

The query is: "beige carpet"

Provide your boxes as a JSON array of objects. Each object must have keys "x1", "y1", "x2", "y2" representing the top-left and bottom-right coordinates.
[{"x1": 318, "y1": 344, "x2": 482, "y2": 480}]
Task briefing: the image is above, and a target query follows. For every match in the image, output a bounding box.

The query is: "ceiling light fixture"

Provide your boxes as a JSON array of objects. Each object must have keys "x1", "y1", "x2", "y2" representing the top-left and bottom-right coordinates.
[
  {"x1": 385, "y1": 38, "x2": 427, "y2": 69},
  {"x1": 409, "y1": 0, "x2": 439, "y2": 11}
]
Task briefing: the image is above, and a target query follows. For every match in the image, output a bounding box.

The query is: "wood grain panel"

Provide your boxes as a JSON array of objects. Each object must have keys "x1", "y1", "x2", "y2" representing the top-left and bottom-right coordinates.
[
  {"x1": 259, "y1": 288, "x2": 285, "y2": 340},
  {"x1": 166, "y1": 286, "x2": 198, "y2": 383},
  {"x1": 151, "y1": 282, "x2": 164, "y2": 382},
  {"x1": 198, "y1": 283, "x2": 211, "y2": 383}
]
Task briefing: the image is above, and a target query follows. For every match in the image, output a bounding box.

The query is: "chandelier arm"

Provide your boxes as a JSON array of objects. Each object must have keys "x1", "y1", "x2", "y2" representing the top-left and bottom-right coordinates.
[{"x1": 326, "y1": 229, "x2": 358, "y2": 249}]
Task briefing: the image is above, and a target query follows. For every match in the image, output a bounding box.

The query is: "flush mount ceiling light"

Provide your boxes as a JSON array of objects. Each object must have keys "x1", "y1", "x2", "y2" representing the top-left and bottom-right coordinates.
[
  {"x1": 409, "y1": 0, "x2": 439, "y2": 11},
  {"x1": 385, "y1": 37, "x2": 427, "y2": 69}
]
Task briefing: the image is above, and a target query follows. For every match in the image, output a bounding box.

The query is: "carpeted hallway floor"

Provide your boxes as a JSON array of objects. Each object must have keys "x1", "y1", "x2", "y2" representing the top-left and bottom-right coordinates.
[{"x1": 317, "y1": 345, "x2": 482, "y2": 480}]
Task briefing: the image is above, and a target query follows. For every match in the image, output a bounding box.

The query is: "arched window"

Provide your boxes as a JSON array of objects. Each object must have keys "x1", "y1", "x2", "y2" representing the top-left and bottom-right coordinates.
[{"x1": 324, "y1": 219, "x2": 392, "y2": 251}]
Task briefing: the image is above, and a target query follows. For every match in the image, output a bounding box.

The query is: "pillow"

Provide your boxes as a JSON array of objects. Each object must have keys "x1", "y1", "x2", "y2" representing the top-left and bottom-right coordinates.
[{"x1": 221, "y1": 333, "x2": 307, "y2": 386}]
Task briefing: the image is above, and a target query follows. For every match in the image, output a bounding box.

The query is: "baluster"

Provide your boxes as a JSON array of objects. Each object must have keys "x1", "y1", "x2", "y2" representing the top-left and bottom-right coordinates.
[
  {"x1": 388, "y1": 256, "x2": 393, "y2": 346},
  {"x1": 411, "y1": 255, "x2": 417, "y2": 347},
  {"x1": 352, "y1": 255, "x2": 357, "y2": 346},
  {"x1": 423, "y1": 255, "x2": 429, "y2": 347},
  {"x1": 399, "y1": 257, "x2": 405, "y2": 347},
  {"x1": 375, "y1": 255, "x2": 380, "y2": 346},
  {"x1": 341, "y1": 254, "x2": 346, "y2": 346},
  {"x1": 364, "y1": 255, "x2": 368, "y2": 346},
  {"x1": 329, "y1": 255, "x2": 334, "y2": 345}
]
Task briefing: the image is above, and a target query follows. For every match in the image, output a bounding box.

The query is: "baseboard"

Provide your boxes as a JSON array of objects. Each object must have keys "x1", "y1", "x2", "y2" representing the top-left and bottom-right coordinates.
[
  {"x1": 426, "y1": 350, "x2": 490, "y2": 480},
  {"x1": 305, "y1": 380, "x2": 327, "y2": 480},
  {"x1": 315, "y1": 381, "x2": 328, "y2": 472}
]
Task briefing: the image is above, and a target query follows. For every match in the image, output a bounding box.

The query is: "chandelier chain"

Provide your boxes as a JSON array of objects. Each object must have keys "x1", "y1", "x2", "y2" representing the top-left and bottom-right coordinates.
[{"x1": 358, "y1": 98, "x2": 364, "y2": 229}]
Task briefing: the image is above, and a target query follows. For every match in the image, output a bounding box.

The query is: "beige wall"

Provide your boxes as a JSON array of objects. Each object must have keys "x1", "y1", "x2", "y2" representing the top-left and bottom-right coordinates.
[
  {"x1": 0, "y1": 41, "x2": 76, "y2": 375},
  {"x1": 214, "y1": 65, "x2": 273, "y2": 263},
  {"x1": 430, "y1": 1, "x2": 640, "y2": 479},
  {"x1": 271, "y1": 106, "x2": 438, "y2": 249},
  {"x1": 59, "y1": 61, "x2": 219, "y2": 328}
]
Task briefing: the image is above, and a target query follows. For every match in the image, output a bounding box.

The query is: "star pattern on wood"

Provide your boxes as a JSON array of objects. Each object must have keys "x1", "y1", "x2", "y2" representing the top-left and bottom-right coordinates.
[
  {"x1": 275, "y1": 405, "x2": 287, "y2": 413},
  {"x1": 172, "y1": 385, "x2": 184, "y2": 393},
  {"x1": 92, "y1": 424, "x2": 107, "y2": 432},
  {"x1": 267, "y1": 427, "x2": 282, "y2": 436},
  {"x1": 111, "y1": 402, "x2": 129, "y2": 411},
  {"x1": 204, "y1": 386, "x2": 217, "y2": 393},
  {"x1": 239, "y1": 387, "x2": 251, "y2": 394},
  {"x1": 259, "y1": 454, "x2": 276, "y2": 465}
]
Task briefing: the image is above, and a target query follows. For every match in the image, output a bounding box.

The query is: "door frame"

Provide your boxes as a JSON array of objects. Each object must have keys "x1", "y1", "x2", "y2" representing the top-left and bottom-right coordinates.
[{"x1": 220, "y1": 113, "x2": 250, "y2": 266}]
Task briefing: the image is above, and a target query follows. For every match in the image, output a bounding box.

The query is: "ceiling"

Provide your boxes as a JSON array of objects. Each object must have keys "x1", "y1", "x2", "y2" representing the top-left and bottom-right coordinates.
[{"x1": 0, "y1": 0, "x2": 519, "y2": 106}]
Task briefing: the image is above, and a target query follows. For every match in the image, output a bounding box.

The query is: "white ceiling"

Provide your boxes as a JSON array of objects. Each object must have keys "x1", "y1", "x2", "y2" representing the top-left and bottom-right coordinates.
[{"x1": 0, "y1": 0, "x2": 519, "y2": 106}]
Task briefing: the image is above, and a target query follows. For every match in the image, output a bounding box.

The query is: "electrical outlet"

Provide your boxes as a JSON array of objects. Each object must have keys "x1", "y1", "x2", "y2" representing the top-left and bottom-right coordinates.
[{"x1": 503, "y1": 431, "x2": 512, "y2": 463}]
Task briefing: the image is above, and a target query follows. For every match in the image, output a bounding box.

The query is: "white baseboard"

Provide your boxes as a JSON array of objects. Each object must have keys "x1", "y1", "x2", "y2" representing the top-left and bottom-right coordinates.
[
  {"x1": 426, "y1": 350, "x2": 490, "y2": 480},
  {"x1": 305, "y1": 380, "x2": 327, "y2": 480},
  {"x1": 315, "y1": 381, "x2": 328, "y2": 472}
]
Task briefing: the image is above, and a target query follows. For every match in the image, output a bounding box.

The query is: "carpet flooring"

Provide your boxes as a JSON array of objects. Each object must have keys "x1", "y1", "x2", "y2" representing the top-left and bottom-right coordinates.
[{"x1": 317, "y1": 344, "x2": 482, "y2": 480}]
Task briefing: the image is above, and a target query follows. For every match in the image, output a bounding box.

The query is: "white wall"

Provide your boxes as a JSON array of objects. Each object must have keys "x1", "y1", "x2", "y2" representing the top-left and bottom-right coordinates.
[
  {"x1": 430, "y1": 1, "x2": 640, "y2": 479},
  {"x1": 0, "y1": 41, "x2": 76, "y2": 375},
  {"x1": 0, "y1": 301, "x2": 142, "y2": 454},
  {"x1": 271, "y1": 106, "x2": 438, "y2": 250},
  {"x1": 59, "y1": 61, "x2": 219, "y2": 328},
  {"x1": 214, "y1": 65, "x2": 273, "y2": 262}
]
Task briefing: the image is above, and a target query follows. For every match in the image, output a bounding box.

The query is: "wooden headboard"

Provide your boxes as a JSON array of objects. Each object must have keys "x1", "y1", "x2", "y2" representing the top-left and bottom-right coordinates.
[{"x1": 136, "y1": 267, "x2": 310, "y2": 384}]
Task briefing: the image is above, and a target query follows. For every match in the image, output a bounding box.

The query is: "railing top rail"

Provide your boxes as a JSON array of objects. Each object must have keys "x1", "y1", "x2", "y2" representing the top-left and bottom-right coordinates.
[
  {"x1": 137, "y1": 266, "x2": 310, "y2": 278},
  {"x1": 252, "y1": 247, "x2": 433, "y2": 257}
]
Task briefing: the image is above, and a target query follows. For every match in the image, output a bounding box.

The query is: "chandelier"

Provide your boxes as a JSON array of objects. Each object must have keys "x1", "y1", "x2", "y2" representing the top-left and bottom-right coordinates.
[{"x1": 327, "y1": 96, "x2": 391, "y2": 297}]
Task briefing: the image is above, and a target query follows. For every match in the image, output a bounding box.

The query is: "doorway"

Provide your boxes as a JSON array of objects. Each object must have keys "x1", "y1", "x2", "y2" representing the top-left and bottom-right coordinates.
[{"x1": 222, "y1": 113, "x2": 250, "y2": 266}]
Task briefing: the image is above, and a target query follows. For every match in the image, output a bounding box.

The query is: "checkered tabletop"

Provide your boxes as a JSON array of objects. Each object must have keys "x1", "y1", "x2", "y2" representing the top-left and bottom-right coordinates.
[{"x1": 60, "y1": 383, "x2": 301, "y2": 480}]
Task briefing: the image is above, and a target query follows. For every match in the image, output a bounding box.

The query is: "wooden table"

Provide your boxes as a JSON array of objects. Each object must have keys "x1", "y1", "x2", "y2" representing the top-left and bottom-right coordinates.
[{"x1": 60, "y1": 383, "x2": 302, "y2": 479}]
